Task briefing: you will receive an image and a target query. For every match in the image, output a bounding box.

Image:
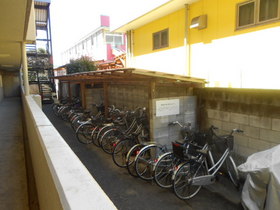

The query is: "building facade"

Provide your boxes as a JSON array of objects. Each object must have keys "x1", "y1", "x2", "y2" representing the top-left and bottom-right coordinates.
[
  {"x1": 62, "y1": 15, "x2": 126, "y2": 64},
  {"x1": 115, "y1": 0, "x2": 280, "y2": 89}
]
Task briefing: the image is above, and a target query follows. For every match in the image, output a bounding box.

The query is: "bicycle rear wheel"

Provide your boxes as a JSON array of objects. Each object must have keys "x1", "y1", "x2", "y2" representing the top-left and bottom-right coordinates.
[
  {"x1": 226, "y1": 155, "x2": 240, "y2": 188},
  {"x1": 135, "y1": 145, "x2": 165, "y2": 181},
  {"x1": 154, "y1": 152, "x2": 176, "y2": 188},
  {"x1": 112, "y1": 139, "x2": 134, "y2": 168},
  {"x1": 75, "y1": 123, "x2": 94, "y2": 144},
  {"x1": 100, "y1": 129, "x2": 123, "y2": 154},
  {"x1": 126, "y1": 144, "x2": 144, "y2": 177},
  {"x1": 173, "y1": 162, "x2": 206, "y2": 200}
]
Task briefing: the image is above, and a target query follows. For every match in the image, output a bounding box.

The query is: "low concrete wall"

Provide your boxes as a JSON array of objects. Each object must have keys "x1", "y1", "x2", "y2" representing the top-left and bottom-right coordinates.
[
  {"x1": 22, "y1": 93, "x2": 116, "y2": 210},
  {"x1": 195, "y1": 88, "x2": 280, "y2": 159}
]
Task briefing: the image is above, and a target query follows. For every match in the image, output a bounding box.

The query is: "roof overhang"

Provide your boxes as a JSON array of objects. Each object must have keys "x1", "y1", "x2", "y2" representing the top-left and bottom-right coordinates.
[
  {"x1": 53, "y1": 68, "x2": 205, "y2": 87},
  {"x1": 0, "y1": 0, "x2": 36, "y2": 71},
  {"x1": 113, "y1": 0, "x2": 199, "y2": 32}
]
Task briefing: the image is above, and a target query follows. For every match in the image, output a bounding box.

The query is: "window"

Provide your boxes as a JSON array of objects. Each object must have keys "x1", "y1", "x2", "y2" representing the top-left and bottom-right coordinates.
[
  {"x1": 105, "y1": 34, "x2": 123, "y2": 46},
  {"x1": 153, "y1": 29, "x2": 169, "y2": 50},
  {"x1": 238, "y1": 1, "x2": 255, "y2": 27},
  {"x1": 237, "y1": 0, "x2": 280, "y2": 29},
  {"x1": 259, "y1": 0, "x2": 278, "y2": 22}
]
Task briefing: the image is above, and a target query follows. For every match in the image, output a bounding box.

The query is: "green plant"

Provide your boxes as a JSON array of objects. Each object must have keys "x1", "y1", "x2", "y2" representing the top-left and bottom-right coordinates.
[
  {"x1": 66, "y1": 56, "x2": 96, "y2": 74},
  {"x1": 37, "y1": 48, "x2": 47, "y2": 54}
]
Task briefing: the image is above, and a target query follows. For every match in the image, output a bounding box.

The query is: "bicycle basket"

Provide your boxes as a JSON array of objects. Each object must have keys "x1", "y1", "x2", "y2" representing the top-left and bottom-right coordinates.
[
  {"x1": 172, "y1": 142, "x2": 185, "y2": 160},
  {"x1": 213, "y1": 135, "x2": 234, "y2": 153},
  {"x1": 193, "y1": 132, "x2": 208, "y2": 146}
]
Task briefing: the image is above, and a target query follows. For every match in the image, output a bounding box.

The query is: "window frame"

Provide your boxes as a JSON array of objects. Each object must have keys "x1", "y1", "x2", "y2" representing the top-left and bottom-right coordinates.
[
  {"x1": 105, "y1": 34, "x2": 124, "y2": 46},
  {"x1": 153, "y1": 28, "x2": 169, "y2": 50},
  {"x1": 236, "y1": 0, "x2": 280, "y2": 30},
  {"x1": 257, "y1": 0, "x2": 280, "y2": 24}
]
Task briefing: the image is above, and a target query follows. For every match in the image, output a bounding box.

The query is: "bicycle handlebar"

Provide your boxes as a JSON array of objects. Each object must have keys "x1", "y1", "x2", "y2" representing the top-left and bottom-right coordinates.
[
  {"x1": 168, "y1": 121, "x2": 191, "y2": 129},
  {"x1": 230, "y1": 128, "x2": 244, "y2": 135}
]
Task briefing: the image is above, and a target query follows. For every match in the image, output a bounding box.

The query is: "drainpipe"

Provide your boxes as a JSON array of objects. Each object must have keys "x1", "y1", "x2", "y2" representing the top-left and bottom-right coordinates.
[
  {"x1": 185, "y1": 4, "x2": 191, "y2": 77},
  {"x1": 126, "y1": 30, "x2": 134, "y2": 67},
  {"x1": 22, "y1": 42, "x2": 30, "y2": 96}
]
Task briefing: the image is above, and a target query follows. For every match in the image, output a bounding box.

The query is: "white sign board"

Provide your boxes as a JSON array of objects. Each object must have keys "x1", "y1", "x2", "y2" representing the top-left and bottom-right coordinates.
[{"x1": 156, "y1": 99, "x2": 179, "y2": 117}]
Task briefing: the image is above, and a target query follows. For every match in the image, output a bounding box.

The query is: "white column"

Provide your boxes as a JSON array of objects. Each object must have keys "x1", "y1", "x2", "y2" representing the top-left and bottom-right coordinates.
[{"x1": 21, "y1": 42, "x2": 30, "y2": 95}]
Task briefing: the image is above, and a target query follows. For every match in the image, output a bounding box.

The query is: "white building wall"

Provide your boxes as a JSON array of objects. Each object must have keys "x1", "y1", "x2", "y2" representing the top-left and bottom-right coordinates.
[
  {"x1": 191, "y1": 26, "x2": 280, "y2": 89},
  {"x1": 130, "y1": 46, "x2": 187, "y2": 76}
]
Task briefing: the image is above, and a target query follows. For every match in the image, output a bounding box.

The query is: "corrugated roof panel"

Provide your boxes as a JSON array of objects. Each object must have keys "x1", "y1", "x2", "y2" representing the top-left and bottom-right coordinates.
[{"x1": 35, "y1": 8, "x2": 48, "y2": 27}]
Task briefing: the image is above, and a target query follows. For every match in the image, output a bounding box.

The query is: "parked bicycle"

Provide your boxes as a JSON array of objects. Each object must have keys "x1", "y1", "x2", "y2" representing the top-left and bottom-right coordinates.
[
  {"x1": 153, "y1": 121, "x2": 209, "y2": 188},
  {"x1": 172, "y1": 127, "x2": 243, "y2": 200}
]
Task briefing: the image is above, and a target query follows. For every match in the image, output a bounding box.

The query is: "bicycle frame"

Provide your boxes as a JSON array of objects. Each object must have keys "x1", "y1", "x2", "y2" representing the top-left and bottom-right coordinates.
[{"x1": 191, "y1": 148, "x2": 230, "y2": 186}]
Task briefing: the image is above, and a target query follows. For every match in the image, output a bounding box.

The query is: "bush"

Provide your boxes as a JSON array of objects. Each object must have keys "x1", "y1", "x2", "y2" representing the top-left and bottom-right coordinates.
[{"x1": 66, "y1": 56, "x2": 96, "y2": 74}]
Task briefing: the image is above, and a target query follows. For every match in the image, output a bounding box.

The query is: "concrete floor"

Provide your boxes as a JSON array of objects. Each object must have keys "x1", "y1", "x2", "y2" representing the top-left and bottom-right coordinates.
[
  {"x1": 0, "y1": 98, "x2": 29, "y2": 210},
  {"x1": 44, "y1": 104, "x2": 242, "y2": 210}
]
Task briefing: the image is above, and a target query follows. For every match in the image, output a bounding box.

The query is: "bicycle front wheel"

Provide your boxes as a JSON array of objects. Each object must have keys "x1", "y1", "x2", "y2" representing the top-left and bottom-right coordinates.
[
  {"x1": 75, "y1": 123, "x2": 94, "y2": 144},
  {"x1": 126, "y1": 144, "x2": 144, "y2": 177},
  {"x1": 154, "y1": 152, "x2": 176, "y2": 189},
  {"x1": 135, "y1": 145, "x2": 165, "y2": 181},
  {"x1": 173, "y1": 161, "x2": 206, "y2": 200},
  {"x1": 226, "y1": 155, "x2": 240, "y2": 188}
]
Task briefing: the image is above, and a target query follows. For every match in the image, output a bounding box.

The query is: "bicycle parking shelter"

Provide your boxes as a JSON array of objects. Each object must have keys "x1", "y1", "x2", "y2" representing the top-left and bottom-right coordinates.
[{"x1": 53, "y1": 68, "x2": 205, "y2": 145}]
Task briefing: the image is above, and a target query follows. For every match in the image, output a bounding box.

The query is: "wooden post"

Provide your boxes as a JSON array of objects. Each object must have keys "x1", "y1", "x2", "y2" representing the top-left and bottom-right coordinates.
[
  {"x1": 148, "y1": 81, "x2": 156, "y2": 142},
  {"x1": 80, "y1": 82, "x2": 86, "y2": 109},
  {"x1": 58, "y1": 81, "x2": 62, "y2": 100},
  {"x1": 103, "y1": 83, "x2": 109, "y2": 118},
  {"x1": 68, "y1": 82, "x2": 72, "y2": 99}
]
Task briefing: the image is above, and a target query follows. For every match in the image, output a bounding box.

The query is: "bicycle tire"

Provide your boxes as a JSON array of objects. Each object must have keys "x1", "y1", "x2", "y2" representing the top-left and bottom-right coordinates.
[
  {"x1": 75, "y1": 123, "x2": 94, "y2": 144},
  {"x1": 112, "y1": 139, "x2": 134, "y2": 168},
  {"x1": 91, "y1": 126, "x2": 101, "y2": 147},
  {"x1": 100, "y1": 129, "x2": 123, "y2": 154},
  {"x1": 126, "y1": 144, "x2": 144, "y2": 177},
  {"x1": 173, "y1": 161, "x2": 206, "y2": 200},
  {"x1": 226, "y1": 155, "x2": 240, "y2": 188},
  {"x1": 97, "y1": 125, "x2": 114, "y2": 146},
  {"x1": 135, "y1": 145, "x2": 165, "y2": 181},
  {"x1": 154, "y1": 152, "x2": 176, "y2": 188},
  {"x1": 71, "y1": 115, "x2": 81, "y2": 130}
]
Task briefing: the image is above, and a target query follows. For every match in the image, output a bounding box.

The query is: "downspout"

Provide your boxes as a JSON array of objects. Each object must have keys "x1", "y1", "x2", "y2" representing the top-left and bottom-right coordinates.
[
  {"x1": 126, "y1": 30, "x2": 134, "y2": 67},
  {"x1": 185, "y1": 4, "x2": 191, "y2": 77}
]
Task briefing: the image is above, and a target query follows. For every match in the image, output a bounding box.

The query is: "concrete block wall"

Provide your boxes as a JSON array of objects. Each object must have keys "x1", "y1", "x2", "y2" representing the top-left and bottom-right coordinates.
[
  {"x1": 85, "y1": 88, "x2": 103, "y2": 112},
  {"x1": 195, "y1": 88, "x2": 280, "y2": 159},
  {"x1": 156, "y1": 86, "x2": 193, "y2": 98},
  {"x1": 61, "y1": 83, "x2": 69, "y2": 99},
  {"x1": 108, "y1": 84, "x2": 149, "y2": 110},
  {"x1": 151, "y1": 96, "x2": 197, "y2": 149}
]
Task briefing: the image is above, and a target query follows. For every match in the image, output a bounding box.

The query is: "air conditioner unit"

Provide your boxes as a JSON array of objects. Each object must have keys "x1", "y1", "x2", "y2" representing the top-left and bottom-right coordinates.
[{"x1": 190, "y1": 15, "x2": 207, "y2": 30}]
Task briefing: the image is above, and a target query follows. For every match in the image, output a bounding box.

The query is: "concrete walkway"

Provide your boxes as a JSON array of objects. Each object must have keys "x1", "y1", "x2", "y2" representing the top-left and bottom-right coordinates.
[{"x1": 0, "y1": 98, "x2": 29, "y2": 210}]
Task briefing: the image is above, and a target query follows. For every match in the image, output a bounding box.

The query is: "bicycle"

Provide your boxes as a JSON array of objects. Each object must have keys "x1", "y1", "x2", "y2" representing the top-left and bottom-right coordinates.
[
  {"x1": 134, "y1": 142, "x2": 169, "y2": 181},
  {"x1": 100, "y1": 107, "x2": 145, "y2": 154},
  {"x1": 153, "y1": 121, "x2": 209, "y2": 189},
  {"x1": 172, "y1": 127, "x2": 243, "y2": 200}
]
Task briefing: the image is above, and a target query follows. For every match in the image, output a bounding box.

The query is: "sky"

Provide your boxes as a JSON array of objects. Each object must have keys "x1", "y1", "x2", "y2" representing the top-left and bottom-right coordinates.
[{"x1": 50, "y1": 0, "x2": 170, "y2": 67}]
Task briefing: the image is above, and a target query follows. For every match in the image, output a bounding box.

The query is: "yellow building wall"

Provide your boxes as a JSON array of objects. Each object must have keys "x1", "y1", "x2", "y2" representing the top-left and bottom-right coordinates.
[
  {"x1": 134, "y1": 8, "x2": 185, "y2": 56},
  {"x1": 131, "y1": 8, "x2": 188, "y2": 75},
  {"x1": 189, "y1": 0, "x2": 280, "y2": 88}
]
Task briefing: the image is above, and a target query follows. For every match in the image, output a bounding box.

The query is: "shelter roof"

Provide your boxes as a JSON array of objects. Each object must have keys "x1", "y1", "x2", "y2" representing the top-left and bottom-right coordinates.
[{"x1": 53, "y1": 68, "x2": 205, "y2": 86}]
